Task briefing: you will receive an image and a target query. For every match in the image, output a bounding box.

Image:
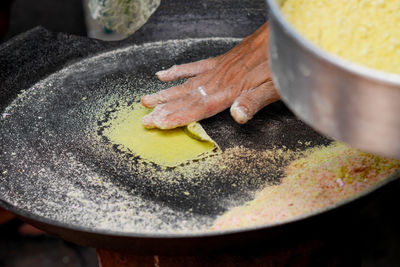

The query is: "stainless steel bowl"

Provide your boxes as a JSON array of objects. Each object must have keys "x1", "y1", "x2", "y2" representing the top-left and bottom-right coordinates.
[{"x1": 266, "y1": 0, "x2": 400, "y2": 159}]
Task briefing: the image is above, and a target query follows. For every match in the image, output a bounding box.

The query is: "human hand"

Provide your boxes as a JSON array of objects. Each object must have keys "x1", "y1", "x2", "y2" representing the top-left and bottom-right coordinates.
[{"x1": 141, "y1": 23, "x2": 280, "y2": 129}]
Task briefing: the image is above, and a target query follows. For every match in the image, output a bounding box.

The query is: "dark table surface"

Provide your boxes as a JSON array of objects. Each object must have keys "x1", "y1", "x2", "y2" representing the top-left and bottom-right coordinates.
[{"x1": 1, "y1": 0, "x2": 400, "y2": 266}]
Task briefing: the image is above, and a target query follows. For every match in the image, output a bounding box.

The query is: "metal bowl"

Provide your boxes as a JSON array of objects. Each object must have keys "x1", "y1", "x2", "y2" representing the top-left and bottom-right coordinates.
[{"x1": 266, "y1": 0, "x2": 400, "y2": 159}]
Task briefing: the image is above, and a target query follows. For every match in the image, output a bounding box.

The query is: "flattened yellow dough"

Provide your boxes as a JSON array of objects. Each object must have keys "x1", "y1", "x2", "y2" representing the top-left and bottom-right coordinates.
[{"x1": 103, "y1": 103, "x2": 220, "y2": 167}]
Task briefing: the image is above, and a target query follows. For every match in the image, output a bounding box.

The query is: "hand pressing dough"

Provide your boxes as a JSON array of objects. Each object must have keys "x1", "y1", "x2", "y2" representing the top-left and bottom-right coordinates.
[{"x1": 103, "y1": 102, "x2": 220, "y2": 167}]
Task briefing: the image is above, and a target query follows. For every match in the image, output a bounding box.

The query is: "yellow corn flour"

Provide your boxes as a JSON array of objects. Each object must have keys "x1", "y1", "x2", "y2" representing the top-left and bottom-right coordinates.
[
  {"x1": 102, "y1": 103, "x2": 219, "y2": 167},
  {"x1": 282, "y1": 0, "x2": 400, "y2": 74},
  {"x1": 211, "y1": 142, "x2": 400, "y2": 230}
]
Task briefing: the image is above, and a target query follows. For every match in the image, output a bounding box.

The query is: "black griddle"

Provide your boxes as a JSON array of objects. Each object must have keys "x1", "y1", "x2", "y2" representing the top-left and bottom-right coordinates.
[{"x1": 0, "y1": 0, "x2": 399, "y2": 255}]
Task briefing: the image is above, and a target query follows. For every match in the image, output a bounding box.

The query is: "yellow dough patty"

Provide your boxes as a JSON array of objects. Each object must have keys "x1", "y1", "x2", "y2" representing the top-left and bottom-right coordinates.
[{"x1": 102, "y1": 102, "x2": 220, "y2": 167}]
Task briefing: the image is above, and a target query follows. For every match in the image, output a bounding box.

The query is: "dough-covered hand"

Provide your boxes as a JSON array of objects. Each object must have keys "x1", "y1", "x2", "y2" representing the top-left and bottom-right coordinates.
[{"x1": 141, "y1": 23, "x2": 280, "y2": 129}]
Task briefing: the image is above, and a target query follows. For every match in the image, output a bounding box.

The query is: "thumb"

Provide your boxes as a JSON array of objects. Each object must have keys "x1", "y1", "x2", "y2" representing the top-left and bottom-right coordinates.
[{"x1": 230, "y1": 80, "x2": 280, "y2": 124}]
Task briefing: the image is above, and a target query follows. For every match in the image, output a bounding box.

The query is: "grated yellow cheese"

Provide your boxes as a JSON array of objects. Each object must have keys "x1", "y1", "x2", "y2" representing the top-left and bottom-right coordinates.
[{"x1": 282, "y1": 0, "x2": 400, "y2": 74}]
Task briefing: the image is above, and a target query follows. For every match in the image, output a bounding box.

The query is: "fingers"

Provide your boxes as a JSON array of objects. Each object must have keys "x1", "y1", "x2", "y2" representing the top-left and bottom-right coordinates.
[
  {"x1": 142, "y1": 89, "x2": 233, "y2": 129},
  {"x1": 156, "y1": 58, "x2": 217, "y2": 82},
  {"x1": 142, "y1": 99, "x2": 200, "y2": 129},
  {"x1": 230, "y1": 80, "x2": 280, "y2": 124},
  {"x1": 141, "y1": 79, "x2": 197, "y2": 108},
  {"x1": 142, "y1": 61, "x2": 274, "y2": 128},
  {"x1": 141, "y1": 23, "x2": 273, "y2": 129},
  {"x1": 241, "y1": 61, "x2": 272, "y2": 91},
  {"x1": 142, "y1": 58, "x2": 217, "y2": 108}
]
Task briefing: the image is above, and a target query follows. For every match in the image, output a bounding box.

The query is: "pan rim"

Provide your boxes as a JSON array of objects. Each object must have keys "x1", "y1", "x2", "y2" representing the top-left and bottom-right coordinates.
[{"x1": 1, "y1": 169, "x2": 398, "y2": 239}]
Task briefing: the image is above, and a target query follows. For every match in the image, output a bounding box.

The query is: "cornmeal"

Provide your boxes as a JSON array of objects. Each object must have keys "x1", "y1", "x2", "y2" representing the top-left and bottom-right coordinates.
[
  {"x1": 282, "y1": 0, "x2": 400, "y2": 74},
  {"x1": 102, "y1": 103, "x2": 219, "y2": 167},
  {"x1": 212, "y1": 142, "x2": 400, "y2": 230}
]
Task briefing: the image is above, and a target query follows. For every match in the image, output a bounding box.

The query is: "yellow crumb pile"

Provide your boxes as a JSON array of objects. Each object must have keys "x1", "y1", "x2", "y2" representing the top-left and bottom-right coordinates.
[
  {"x1": 282, "y1": 0, "x2": 400, "y2": 74},
  {"x1": 211, "y1": 142, "x2": 400, "y2": 230},
  {"x1": 102, "y1": 103, "x2": 219, "y2": 167}
]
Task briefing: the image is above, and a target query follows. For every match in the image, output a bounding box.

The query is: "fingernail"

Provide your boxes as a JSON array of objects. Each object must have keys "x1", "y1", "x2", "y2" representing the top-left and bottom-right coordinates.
[
  {"x1": 141, "y1": 96, "x2": 149, "y2": 106},
  {"x1": 153, "y1": 116, "x2": 170, "y2": 130},
  {"x1": 141, "y1": 94, "x2": 159, "y2": 108},
  {"x1": 236, "y1": 107, "x2": 249, "y2": 123},
  {"x1": 231, "y1": 103, "x2": 250, "y2": 124},
  {"x1": 142, "y1": 114, "x2": 154, "y2": 128},
  {"x1": 155, "y1": 70, "x2": 166, "y2": 77}
]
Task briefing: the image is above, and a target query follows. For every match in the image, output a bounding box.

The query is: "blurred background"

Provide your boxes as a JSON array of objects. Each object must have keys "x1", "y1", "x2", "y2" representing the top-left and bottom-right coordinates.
[{"x1": 0, "y1": 0, "x2": 126, "y2": 44}]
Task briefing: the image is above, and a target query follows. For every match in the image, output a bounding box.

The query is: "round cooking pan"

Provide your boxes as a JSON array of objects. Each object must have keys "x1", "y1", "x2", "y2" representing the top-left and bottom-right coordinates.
[{"x1": 0, "y1": 0, "x2": 399, "y2": 255}]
